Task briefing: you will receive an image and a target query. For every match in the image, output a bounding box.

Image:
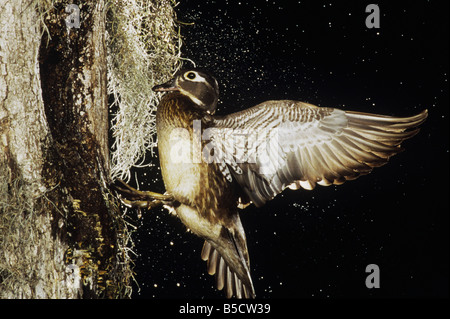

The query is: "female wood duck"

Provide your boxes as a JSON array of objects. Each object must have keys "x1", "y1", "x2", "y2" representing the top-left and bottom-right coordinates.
[{"x1": 115, "y1": 68, "x2": 427, "y2": 298}]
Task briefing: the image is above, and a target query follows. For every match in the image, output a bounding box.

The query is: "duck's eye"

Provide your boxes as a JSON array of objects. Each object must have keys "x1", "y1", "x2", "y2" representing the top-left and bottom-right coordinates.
[{"x1": 185, "y1": 72, "x2": 197, "y2": 80}]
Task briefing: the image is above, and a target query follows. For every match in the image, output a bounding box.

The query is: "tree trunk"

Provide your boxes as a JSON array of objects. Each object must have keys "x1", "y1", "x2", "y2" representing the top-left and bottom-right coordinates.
[{"x1": 0, "y1": 0, "x2": 131, "y2": 298}]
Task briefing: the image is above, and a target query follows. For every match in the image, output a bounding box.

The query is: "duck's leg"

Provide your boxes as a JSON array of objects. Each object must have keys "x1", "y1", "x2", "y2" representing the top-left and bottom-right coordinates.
[
  {"x1": 112, "y1": 179, "x2": 174, "y2": 209},
  {"x1": 119, "y1": 197, "x2": 165, "y2": 209}
]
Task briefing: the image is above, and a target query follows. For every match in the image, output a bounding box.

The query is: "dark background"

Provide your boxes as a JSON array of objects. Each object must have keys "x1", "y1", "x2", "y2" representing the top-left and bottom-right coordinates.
[{"x1": 129, "y1": 0, "x2": 448, "y2": 299}]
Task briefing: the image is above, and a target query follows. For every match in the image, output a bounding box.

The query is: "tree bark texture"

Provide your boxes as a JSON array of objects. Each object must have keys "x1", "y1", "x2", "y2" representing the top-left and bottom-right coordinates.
[{"x1": 1, "y1": 0, "x2": 131, "y2": 298}]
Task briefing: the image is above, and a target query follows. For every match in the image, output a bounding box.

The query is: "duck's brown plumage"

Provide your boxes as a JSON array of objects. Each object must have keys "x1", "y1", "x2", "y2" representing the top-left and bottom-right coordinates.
[
  {"x1": 150, "y1": 68, "x2": 427, "y2": 299},
  {"x1": 156, "y1": 92, "x2": 239, "y2": 224},
  {"x1": 156, "y1": 92, "x2": 255, "y2": 298}
]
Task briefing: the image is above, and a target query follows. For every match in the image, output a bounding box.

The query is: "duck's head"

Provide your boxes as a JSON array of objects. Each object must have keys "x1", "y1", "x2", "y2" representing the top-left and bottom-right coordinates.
[{"x1": 152, "y1": 68, "x2": 219, "y2": 115}]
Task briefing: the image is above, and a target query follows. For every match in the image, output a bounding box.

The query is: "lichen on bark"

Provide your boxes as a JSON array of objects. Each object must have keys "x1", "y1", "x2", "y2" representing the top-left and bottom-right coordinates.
[
  {"x1": 1, "y1": 0, "x2": 181, "y2": 299},
  {"x1": 1, "y1": 0, "x2": 131, "y2": 298}
]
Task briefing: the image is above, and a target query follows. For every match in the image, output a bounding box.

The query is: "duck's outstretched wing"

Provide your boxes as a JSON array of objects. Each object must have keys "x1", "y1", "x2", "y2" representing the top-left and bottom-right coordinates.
[{"x1": 210, "y1": 100, "x2": 427, "y2": 207}]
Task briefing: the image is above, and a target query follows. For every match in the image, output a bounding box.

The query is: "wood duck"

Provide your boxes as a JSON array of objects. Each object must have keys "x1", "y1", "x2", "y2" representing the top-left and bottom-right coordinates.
[{"x1": 115, "y1": 68, "x2": 427, "y2": 298}]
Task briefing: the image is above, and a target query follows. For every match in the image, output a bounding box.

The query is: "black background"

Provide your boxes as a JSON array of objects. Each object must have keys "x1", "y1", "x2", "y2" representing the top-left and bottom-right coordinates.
[{"x1": 129, "y1": 0, "x2": 449, "y2": 299}]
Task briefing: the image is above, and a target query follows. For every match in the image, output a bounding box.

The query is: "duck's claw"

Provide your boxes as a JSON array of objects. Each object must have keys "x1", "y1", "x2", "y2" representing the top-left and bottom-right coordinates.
[{"x1": 110, "y1": 179, "x2": 175, "y2": 209}]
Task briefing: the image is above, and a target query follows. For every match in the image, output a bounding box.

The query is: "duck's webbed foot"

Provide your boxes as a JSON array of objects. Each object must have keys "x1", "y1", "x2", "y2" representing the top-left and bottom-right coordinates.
[{"x1": 111, "y1": 179, "x2": 175, "y2": 210}]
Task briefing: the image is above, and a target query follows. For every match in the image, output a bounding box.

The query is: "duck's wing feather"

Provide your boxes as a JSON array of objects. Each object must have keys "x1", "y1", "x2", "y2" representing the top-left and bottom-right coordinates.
[{"x1": 210, "y1": 100, "x2": 427, "y2": 207}]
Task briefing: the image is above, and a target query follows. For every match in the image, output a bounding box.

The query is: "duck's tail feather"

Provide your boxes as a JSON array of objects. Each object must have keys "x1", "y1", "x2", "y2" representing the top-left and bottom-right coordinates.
[{"x1": 201, "y1": 239, "x2": 255, "y2": 298}]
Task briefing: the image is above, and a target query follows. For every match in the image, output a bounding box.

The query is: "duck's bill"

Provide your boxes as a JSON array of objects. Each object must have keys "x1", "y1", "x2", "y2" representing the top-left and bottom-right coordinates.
[{"x1": 152, "y1": 79, "x2": 179, "y2": 92}]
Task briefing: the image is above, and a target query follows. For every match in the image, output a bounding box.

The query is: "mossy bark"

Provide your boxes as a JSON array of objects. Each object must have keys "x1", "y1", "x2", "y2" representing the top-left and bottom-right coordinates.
[{"x1": 0, "y1": 0, "x2": 131, "y2": 298}]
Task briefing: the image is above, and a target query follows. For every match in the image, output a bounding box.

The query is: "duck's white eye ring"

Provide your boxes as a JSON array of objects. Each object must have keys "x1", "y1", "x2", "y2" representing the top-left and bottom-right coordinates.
[{"x1": 185, "y1": 72, "x2": 197, "y2": 80}]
